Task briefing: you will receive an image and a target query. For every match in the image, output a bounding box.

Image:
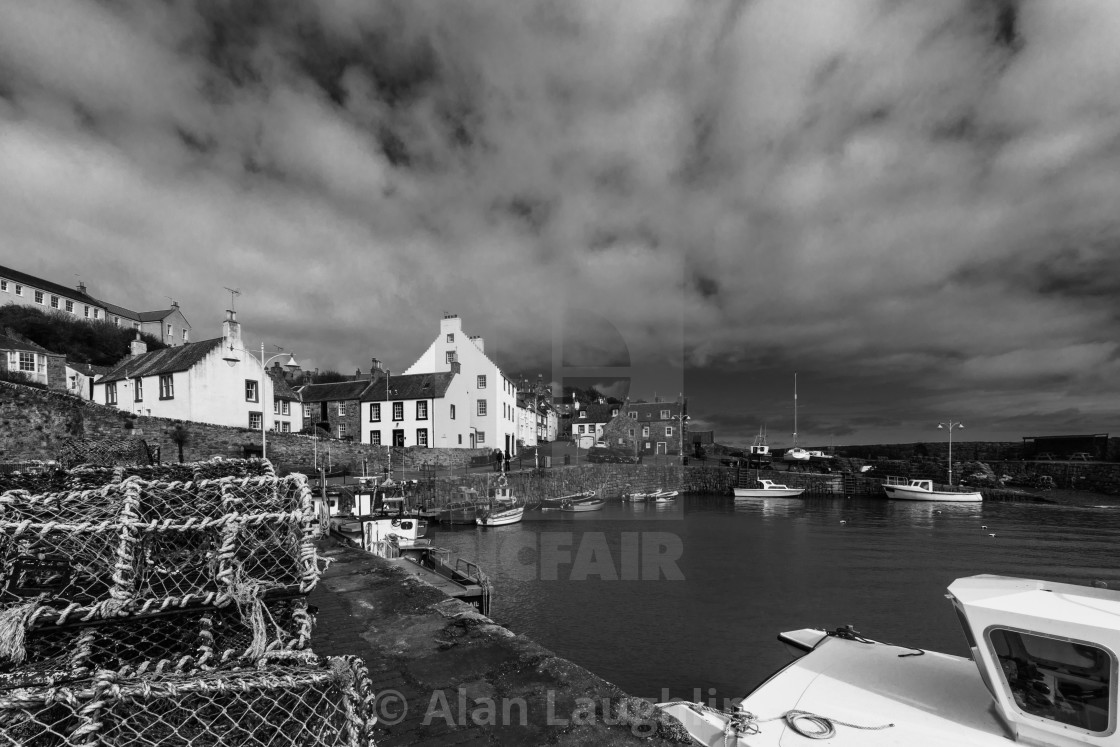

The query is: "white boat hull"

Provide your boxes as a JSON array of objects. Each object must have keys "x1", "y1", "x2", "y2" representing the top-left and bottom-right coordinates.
[
  {"x1": 476, "y1": 506, "x2": 524, "y2": 526},
  {"x1": 733, "y1": 487, "x2": 805, "y2": 498},
  {"x1": 884, "y1": 484, "x2": 982, "y2": 502},
  {"x1": 560, "y1": 499, "x2": 605, "y2": 512}
]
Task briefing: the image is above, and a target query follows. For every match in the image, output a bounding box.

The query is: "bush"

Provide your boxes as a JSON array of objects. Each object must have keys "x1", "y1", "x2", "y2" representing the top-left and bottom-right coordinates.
[
  {"x1": 0, "y1": 368, "x2": 48, "y2": 390},
  {"x1": 0, "y1": 304, "x2": 166, "y2": 366}
]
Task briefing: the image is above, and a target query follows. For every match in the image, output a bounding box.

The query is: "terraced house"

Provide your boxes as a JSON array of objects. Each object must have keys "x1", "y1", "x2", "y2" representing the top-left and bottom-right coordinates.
[
  {"x1": 361, "y1": 363, "x2": 466, "y2": 449},
  {"x1": 93, "y1": 311, "x2": 299, "y2": 432}
]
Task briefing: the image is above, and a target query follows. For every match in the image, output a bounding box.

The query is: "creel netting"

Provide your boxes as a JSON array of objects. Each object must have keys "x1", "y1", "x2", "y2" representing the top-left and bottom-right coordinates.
[
  {"x1": 0, "y1": 654, "x2": 376, "y2": 747},
  {"x1": 57, "y1": 438, "x2": 153, "y2": 469},
  {"x1": 0, "y1": 471, "x2": 319, "y2": 628}
]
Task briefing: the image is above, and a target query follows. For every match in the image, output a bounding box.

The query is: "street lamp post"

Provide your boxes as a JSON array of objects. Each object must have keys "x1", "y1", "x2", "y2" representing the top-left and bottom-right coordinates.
[
  {"x1": 225, "y1": 342, "x2": 299, "y2": 460},
  {"x1": 938, "y1": 420, "x2": 964, "y2": 486},
  {"x1": 678, "y1": 405, "x2": 690, "y2": 466}
]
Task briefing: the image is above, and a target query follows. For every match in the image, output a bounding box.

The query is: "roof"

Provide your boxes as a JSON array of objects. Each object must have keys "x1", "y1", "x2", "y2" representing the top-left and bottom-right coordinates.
[
  {"x1": 362, "y1": 372, "x2": 455, "y2": 402},
  {"x1": 98, "y1": 301, "x2": 140, "y2": 321},
  {"x1": 268, "y1": 368, "x2": 300, "y2": 400},
  {"x1": 137, "y1": 309, "x2": 175, "y2": 322},
  {"x1": 0, "y1": 332, "x2": 61, "y2": 356},
  {"x1": 97, "y1": 338, "x2": 222, "y2": 383},
  {"x1": 576, "y1": 403, "x2": 620, "y2": 423},
  {"x1": 626, "y1": 401, "x2": 684, "y2": 420},
  {"x1": 297, "y1": 380, "x2": 373, "y2": 403},
  {"x1": 67, "y1": 361, "x2": 111, "y2": 377},
  {"x1": 0, "y1": 264, "x2": 103, "y2": 306}
]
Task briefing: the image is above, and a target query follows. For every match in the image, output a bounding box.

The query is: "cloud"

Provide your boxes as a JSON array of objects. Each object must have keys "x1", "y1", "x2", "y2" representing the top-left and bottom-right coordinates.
[{"x1": 2, "y1": 0, "x2": 1120, "y2": 443}]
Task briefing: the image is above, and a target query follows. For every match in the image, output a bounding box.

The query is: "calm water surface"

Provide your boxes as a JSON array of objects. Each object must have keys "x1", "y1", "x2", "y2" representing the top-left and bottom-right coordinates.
[{"x1": 427, "y1": 494, "x2": 1120, "y2": 701}]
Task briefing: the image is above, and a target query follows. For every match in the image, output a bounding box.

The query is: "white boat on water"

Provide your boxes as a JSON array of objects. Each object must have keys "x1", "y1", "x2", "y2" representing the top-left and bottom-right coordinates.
[
  {"x1": 733, "y1": 479, "x2": 806, "y2": 498},
  {"x1": 557, "y1": 496, "x2": 605, "y2": 512},
  {"x1": 883, "y1": 477, "x2": 982, "y2": 503},
  {"x1": 476, "y1": 480, "x2": 524, "y2": 526},
  {"x1": 659, "y1": 574, "x2": 1120, "y2": 746},
  {"x1": 541, "y1": 490, "x2": 599, "y2": 511},
  {"x1": 649, "y1": 490, "x2": 679, "y2": 503}
]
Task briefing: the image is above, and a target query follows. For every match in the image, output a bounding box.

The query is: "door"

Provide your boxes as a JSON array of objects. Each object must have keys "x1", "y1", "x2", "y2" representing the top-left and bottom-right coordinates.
[
  {"x1": 393, "y1": 430, "x2": 405, "y2": 447},
  {"x1": 656, "y1": 442, "x2": 667, "y2": 455}
]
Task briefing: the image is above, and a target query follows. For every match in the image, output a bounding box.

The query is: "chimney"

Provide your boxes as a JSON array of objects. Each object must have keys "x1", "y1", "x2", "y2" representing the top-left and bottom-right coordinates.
[
  {"x1": 130, "y1": 332, "x2": 148, "y2": 357},
  {"x1": 222, "y1": 310, "x2": 242, "y2": 350},
  {"x1": 77, "y1": 281, "x2": 87, "y2": 295},
  {"x1": 371, "y1": 358, "x2": 383, "y2": 373},
  {"x1": 469, "y1": 334, "x2": 484, "y2": 353},
  {"x1": 171, "y1": 300, "x2": 179, "y2": 309}
]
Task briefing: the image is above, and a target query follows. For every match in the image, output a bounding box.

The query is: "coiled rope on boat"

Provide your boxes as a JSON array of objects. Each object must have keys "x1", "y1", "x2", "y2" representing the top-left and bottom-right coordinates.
[{"x1": 656, "y1": 701, "x2": 894, "y2": 745}]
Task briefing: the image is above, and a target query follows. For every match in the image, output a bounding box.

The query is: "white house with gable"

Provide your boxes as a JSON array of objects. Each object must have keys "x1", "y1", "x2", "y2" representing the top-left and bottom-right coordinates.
[
  {"x1": 403, "y1": 314, "x2": 519, "y2": 454},
  {"x1": 94, "y1": 310, "x2": 301, "y2": 433}
]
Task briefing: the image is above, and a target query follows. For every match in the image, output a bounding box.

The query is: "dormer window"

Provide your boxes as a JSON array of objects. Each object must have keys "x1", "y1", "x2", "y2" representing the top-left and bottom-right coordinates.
[
  {"x1": 579, "y1": 411, "x2": 586, "y2": 419},
  {"x1": 611, "y1": 409, "x2": 619, "y2": 417},
  {"x1": 661, "y1": 409, "x2": 671, "y2": 419}
]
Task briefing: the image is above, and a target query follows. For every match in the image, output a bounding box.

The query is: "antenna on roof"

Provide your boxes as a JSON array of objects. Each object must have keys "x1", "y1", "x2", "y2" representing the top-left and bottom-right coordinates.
[{"x1": 223, "y1": 287, "x2": 241, "y2": 311}]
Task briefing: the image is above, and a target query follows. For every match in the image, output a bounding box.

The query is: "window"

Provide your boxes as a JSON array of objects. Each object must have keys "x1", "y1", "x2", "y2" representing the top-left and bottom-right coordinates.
[
  {"x1": 370, "y1": 431, "x2": 381, "y2": 446},
  {"x1": 0, "y1": 280, "x2": 6, "y2": 291},
  {"x1": 477, "y1": 399, "x2": 487, "y2": 416},
  {"x1": 65, "y1": 300, "x2": 74, "y2": 313},
  {"x1": 450, "y1": 404, "x2": 456, "y2": 420},
  {"x1": 628, "y1": 428, "x2": 635, "y2": 437},
  {"x1": 281, "y1": 400, "x2": 290, "y2": 416},
  {"x1": 416, "y1": 401, "x2": 428, "y2": 420},
  {"x1": 337, "y1": 402, "x2": 345, "y2": 416},
  {"x1": 417, "y1": 429, "x2": 428, "y2": 447},
  {"x1": 245, "y1": 380, "x2": 258, "y2": 402},
  {"x1": 579, "y1": 411, "x2": 587, "y2": 419},
  {"x1": 183, "y1": 329, "x2": 189, "y2": 342},
  {"x1": 370, "y1": 403, "x2": 381, "y2": 422},
  {"x1": 134, "y1": 377, "x2": 143, "y2": 402},
  {"x1": 14, "y1": 284, "x2": 22, "y2": 296},
  {"x1": 661, "y1": 409, "x2": 671, "y2": 419},
  {"x1": 392, "y1": 402, "x2": 404, "y2": 421},
  {"x1": 666, "y1": 426, "x2": 674, "y2": 437},
  {"x1": 476, "y1": 431, "x2": 485, "y2": 444},
  {"x1": 988, "y1": 628, "x2": 1113, "y2": 733},
  {"x1": 642, "y1": 426, "x2": 650, "y2": 437},
  {"x1": 34, "y1": 290, "x2": 44, "y2": 304},
  {"x1": 249, "y1": 412, "x2": 262, "y2": 429},
  {"x1": 338, "y1": 423, "x2": 348, "y2": 438},
  {"x1": 458, "y1": 434, "x2": 462, "y2": 444},
  {"x1": 303, "y1": 403, "x2": 313, "y2": 419},
  {"x1": 50, "y1": 295, "x2": 58, "y2": 308},
  {"x1": 92, "y1": 309, "x2": 99, "y2": 319},
  {"x1": 446, "y1": 333, "x2": 454, "y2": 343},
  {"x1": 477, "y1": 375, "x2": 487, "y2": 389},
  {"x1": 446, "y1": 351, "x2": 456, "y2": 364},
  {"x1": 106, "y1": 382, "x2": 117, "y2": 405},
  {"x1": 159, "y1": 374, "x2": 174, "y2": 399},
  {"x1": 18, "y1": 352, "x2": 34, "y2": 372},
  {"x1": 618, "y1": 438, "x2": 625, "y2": 445},
  {"x1": 166, "y1": 323, "x2": 172, "y2": 336},
  {"x1": 273, "y1": 398, "x2": 280, "y2": 414},
  {"x1": 281, "y1": 422, "x2": 291, "y2": 433},
  {"x1": 83, "y1": 306, "x2": 89, "y2": 318},
  {"x1": 629, "y1": 412, "x2": 637, "y2": 419},
  {"x1": 612, "y1": 409, "x2": 619, "y2": 417}
]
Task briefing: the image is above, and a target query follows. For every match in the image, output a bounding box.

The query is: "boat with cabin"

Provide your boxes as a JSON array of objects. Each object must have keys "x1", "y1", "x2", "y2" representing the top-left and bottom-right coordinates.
[
  {"x1": 659, "y1": 574, "x2": 1120, "y2": 746},
  {"x1": 733, "y1": 478, "x2": 806, "y2": 499},
  {"x1": 436, "y1": 485, "x2": 481, "y2": 524},
  {"x1": 883, "y1": 476, "x2": 983, "y2": 503},
  {"x1": 476, "y1": 476, "x2": 524, "y2": 526},
  {"x1": 748, "y1": 427, "x2": 773, "y2": 467}
]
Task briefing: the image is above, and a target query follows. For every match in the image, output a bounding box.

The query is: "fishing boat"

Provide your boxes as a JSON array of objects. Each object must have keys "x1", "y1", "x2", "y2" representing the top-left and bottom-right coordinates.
[
  {"x1": 476, "y1": 477, "x2": 524, "y2": 526},
  {"x1": 330, "y1": 494, "x2": 429, "y2": 553},
  {"x1": 540, "y1": 490, "x2": 599, "y2": 511},
  {"x1": 883, "y1": 477, "x2": 982, "y2": 503},
  {"x1": 658, "y1": 574, "x2": 1120, "y2": 746},
  {"x1": 748, "y1": 427, "x2": 772, "y2": 467},
  {"x1": 551, "y1": 495, "x2": 605, "y2": 512},
  {"x1": 733, "y1": 478, "x2": 805, "y2": 498},
  {"x1": 436, "y1": 486, "x2": 481, "y2": 524},
  {"x1": 783, "y1": 374, "x2": 811, "y2": 464}
]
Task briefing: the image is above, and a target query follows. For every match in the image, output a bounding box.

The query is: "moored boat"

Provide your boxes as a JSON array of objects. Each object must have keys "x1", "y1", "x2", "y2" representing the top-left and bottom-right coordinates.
[
  {"x1": 476, "y1": 478, "x2": 524, "y2": 526},
  {"x1": 658, "y1": 574, "x2": 1120, "y2": 746},
  {"x1": 883, "y1": 477, "x2": 982, "y2": 503},
  {"x1": 733, "y1": 479, "x2": 805, "y2": 498},
  {"x1": 437, "y1": 486, "x2": 481, "y2": 524},
  {"x1": 541, "y1": 490, "x2": 599, "y2": 511},
  {"x1": 557, "y1": 496, "x2": 605, "y2": 512},
  {"x1": 649, "y1": 489, "x2": 678, "y2": 503}
]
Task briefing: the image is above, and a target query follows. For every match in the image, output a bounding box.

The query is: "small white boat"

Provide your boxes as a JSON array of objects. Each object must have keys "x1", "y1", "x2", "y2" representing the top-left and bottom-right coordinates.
[
  {"x1": 649, "y1": 490, "x2": 679, "y2": 503},
  {"x1": 625, "y1": 491, "x2": 650, "y2": 502},
  {"x1": 541, "y1": 490, "x2": 599, "y2": 511},
  {"x1": 783, "y1": 447, "x2": 811, "y2": 462},
  {"x1": 659, "y1": 574, "x2": 1120, "y2": 746},
  {"x1": 476, "y1": 505, "x2": 524, "y2": 526},
  {"x1": 733, "y1": 479, "x2": 805, "y2": 498},
  {"x1": 883, "y1": 477, "x2": 982, "y2": 503}
]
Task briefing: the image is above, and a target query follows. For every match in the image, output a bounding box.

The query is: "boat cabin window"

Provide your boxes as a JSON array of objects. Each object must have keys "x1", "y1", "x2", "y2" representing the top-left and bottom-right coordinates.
[{"x1": 987, "y1": 627, "x2": 1114, "y2": 734}]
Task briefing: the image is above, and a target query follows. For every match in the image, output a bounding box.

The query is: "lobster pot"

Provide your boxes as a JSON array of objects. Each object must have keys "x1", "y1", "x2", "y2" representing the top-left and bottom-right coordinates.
[
  {"x1": 64, "y1": 458, "x2": 277, "y2": 492},
  {"x1": 0, "y1": 597, "x2": 314, "y2": 688},
  {"x1": 0, "y1": 655, "x2": 376, "y2": 747},
  {"x1": 0, "y1": 473, "x2": 319, "y2": 627}
]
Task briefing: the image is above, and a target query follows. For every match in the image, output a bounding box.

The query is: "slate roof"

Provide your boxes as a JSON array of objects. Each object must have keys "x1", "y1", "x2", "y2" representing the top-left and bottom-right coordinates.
[
  {"x1": 268, "y1": 368, "x2": 300, "y2": 400},
  {"x1": 0, "y1": 332, "x2": 60, "y2": 357},
  {"x1": 0, "y1": 264, "x2": 103, "y2": 307},
  {"x1": 362, "y1": 372, "x2": 456, "y2": 402},
  {"x1": 296, "y1": 380, "x2": 373, "y2": 403},
  {"x1": 67, "y1": 361, "x2": 111, "y2": 377},
  {"x1": 98, "y1": 301, "x2": 140, "y2": 321},
  {"x1": 575, "y1": 403, "x2": 621, "y2": 424},
  {"x1": 97, "y1": 338, "x2": 222, "y2": 383},
  {"x1": 137, "y1": 309, "x2": 175, "y2": 322}
]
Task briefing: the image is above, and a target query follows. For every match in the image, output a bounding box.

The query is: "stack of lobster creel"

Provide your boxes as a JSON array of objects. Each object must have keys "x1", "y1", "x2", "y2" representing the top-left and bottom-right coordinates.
[{"x1": 0, "y1": 458, "x2": 376, "y2": 747}]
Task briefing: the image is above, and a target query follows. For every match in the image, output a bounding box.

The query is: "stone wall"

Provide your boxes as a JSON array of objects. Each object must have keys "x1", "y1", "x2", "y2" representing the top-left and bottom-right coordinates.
[{"x1": 0, "y1": 380, "x2": 493, "y2": 471}]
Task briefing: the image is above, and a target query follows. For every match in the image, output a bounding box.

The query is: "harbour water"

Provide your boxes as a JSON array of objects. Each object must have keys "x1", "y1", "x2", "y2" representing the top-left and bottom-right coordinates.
[{"x1": 426, "y1": 493, "x2": 1120, "y2": 702}]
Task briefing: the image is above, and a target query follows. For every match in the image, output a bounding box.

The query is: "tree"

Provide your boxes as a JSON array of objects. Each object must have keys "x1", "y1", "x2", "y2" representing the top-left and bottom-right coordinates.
[{"x1": 169, "y1": 424, "x2": 191, "y2": 463}]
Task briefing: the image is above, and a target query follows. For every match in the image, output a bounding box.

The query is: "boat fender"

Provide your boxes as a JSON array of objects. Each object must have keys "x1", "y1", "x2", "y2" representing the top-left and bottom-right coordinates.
[{"x1": 392, "y1": 518, "x2": 401, "y2": 527}]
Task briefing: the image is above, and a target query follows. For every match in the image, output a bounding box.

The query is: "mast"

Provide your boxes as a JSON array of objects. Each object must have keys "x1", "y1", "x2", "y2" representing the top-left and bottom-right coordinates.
[{"x1": 792, "y1": 372, "x2": 798, "y2": 447}]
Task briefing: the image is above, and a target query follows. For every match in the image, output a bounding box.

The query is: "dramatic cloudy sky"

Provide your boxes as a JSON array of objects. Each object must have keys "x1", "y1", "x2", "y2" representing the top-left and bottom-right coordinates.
[{"x1": 3, "y1": 0, "x2": 1119, "y2": 446}]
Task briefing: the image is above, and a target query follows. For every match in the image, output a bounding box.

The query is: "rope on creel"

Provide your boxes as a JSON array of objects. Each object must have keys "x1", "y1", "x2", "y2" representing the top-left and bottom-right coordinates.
[
  {"x1": 655, "y1": 701, "x2": 894, "y2": 745},
  {"x1": 0, "y1": 598, "x2": 42, "y2": 664}
]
